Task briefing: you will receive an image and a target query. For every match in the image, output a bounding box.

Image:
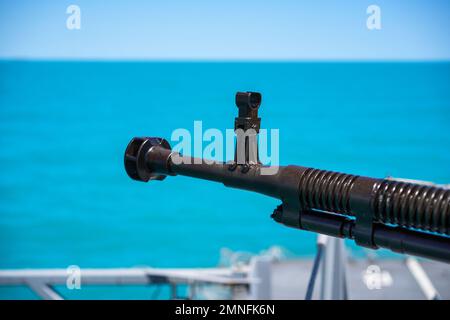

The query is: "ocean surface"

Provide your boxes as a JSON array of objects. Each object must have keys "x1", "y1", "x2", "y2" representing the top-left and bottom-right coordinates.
[{"x1": 1, "y1": 61, "x2": 449, "y2": 299}]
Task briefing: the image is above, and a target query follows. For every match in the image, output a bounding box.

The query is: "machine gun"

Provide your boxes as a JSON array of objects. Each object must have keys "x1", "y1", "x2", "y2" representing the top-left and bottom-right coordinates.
[{"x1": 124, "y1": 92, "x2": 450, "y2": 263}]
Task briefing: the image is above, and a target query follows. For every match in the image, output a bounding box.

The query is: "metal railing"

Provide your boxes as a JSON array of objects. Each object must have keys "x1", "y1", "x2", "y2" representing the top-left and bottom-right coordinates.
[{"x1": 0, "y1": 258, "x2": 272, "y2": 300}]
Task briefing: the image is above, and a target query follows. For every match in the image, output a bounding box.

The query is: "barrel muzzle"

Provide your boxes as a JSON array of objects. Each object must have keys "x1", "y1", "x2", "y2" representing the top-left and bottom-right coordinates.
[{"x1": 124, "y1": 137, "x2": 172, "y2": 182}]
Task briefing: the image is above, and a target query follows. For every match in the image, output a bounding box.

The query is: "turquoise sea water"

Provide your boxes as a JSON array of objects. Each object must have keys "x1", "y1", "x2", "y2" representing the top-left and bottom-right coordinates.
[{"x1": 0, "y1": 61, "x2": 449, "y2": 298}]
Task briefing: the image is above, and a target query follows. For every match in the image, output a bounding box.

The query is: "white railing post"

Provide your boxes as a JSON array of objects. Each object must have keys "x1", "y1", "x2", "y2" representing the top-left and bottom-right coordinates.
[
  {"x1": 248, "y1": 256, "x2": 272, "y2": 300},
  {"x1": 405, "y1": 257, "x2": 441, "y2": 300}
]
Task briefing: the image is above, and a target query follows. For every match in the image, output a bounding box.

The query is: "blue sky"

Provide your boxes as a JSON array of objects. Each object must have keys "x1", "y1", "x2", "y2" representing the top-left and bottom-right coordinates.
[{"x1": 0, "y1": 0, "x2": 449, "y2": 60}]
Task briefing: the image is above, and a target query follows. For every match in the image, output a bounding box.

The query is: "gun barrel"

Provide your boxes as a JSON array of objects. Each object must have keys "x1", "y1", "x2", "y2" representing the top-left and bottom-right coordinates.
[{"x1": 124, "y1": 137, "x2": 450, "y2": 263}]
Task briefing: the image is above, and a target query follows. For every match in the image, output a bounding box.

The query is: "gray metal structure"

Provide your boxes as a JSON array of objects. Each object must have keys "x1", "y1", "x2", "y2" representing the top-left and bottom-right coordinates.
[
  {"x1": 0, "y1": 260, "x2": 270, "y2": 300},
  {"x1": 1, "y1": 240, "x2": 446, "y2": 300}
]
